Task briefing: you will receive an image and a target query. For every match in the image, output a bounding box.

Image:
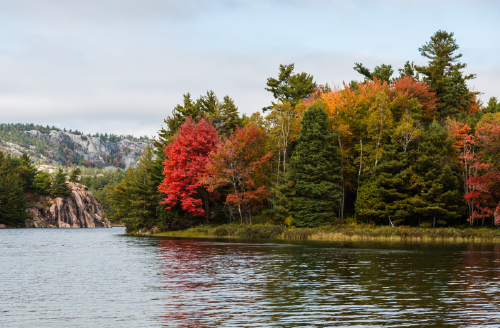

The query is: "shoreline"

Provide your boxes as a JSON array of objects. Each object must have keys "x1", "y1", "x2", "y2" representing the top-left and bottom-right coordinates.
[{"x1": 144, "y1": 225, "x2": 500, "y2": 243}]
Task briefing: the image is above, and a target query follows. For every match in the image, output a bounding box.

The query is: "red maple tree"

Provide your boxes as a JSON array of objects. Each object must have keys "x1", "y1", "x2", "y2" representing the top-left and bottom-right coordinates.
[
  {"x1": 202, "y1": 124, "x2": 272, "y2": 225},
  {"x1": 462, "y1": 114, "x2": 500, "y2": 225},
  {"x1": 158, "y1": 117, "x2": 219, "y2": 222}
]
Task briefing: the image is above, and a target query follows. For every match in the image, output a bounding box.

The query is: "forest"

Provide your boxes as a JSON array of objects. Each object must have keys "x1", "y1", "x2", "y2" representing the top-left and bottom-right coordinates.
[
  {"x1": 1, "y1": 30, "x2": 499, "y2": 230},
  {"x1": 104, "y1": 30, "x2": 500, "y2": 232}
]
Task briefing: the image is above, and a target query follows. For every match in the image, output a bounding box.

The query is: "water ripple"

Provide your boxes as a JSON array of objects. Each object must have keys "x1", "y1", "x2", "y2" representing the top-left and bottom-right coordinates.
[{"x1": 1, "y1": 229, "x2": 500, "y2": 326}]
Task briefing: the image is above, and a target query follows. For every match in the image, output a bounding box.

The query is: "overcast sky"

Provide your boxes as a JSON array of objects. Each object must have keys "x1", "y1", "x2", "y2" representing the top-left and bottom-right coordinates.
[{"x1": 1, "y1": 0, "x2": 499, "y2": 137}]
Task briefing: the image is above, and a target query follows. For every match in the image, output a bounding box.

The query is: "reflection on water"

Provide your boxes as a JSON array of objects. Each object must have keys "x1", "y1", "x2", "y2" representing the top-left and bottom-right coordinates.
[
  {"x1": 156, "y1": 239, "x2": 500, "y2": 327},
  {"x1": 1, "y1": 228, "x2": 500, "y2": 327}
]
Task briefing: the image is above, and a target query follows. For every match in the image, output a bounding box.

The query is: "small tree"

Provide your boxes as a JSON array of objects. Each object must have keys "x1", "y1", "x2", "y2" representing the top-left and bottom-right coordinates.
[
  {"x1": 34, "y1": 172, "x2": 52, "y2": 195},
  {"x1": 52, "y1": 168, "x2": 70, "y2": 197},
  {"x1": 69, "y1": 167, "x2": 82, "y2": 182}
]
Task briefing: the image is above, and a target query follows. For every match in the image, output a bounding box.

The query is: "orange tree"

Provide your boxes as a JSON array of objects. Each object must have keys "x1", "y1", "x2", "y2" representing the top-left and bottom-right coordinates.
[{"x1": 201, "y1": 124, "x2": 272, "y2": 225}]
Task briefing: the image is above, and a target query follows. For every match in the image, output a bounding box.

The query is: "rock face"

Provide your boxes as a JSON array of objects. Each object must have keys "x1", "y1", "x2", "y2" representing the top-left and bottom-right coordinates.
[
  {"x1": 23, "y1": 130, "x2": 148, "y2": 168},
  {"x1": 26, "y1": 182, "x2": 111, "y2": 228}
]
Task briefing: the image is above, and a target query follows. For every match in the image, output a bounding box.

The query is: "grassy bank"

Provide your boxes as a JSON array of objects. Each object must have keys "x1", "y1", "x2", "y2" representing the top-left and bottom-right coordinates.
[{"x1": 150, "y1": 224, "x2": 500, "y2": 243}]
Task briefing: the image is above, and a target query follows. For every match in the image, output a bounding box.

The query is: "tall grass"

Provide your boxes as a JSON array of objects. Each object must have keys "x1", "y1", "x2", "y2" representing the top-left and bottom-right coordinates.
[{"x1": 150, "y1": 224, "x2": 500, "y2": 242}]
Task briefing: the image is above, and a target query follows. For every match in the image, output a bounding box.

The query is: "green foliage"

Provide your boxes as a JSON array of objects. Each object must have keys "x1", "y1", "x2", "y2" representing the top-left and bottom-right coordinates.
[
  {"x1": 0, "y1": 152, "x2": 28, "y2": 226},
  {"x1": 484, "y1": 97, "x2": 500, "y2": 115},
  {"x1": 263, "y1": 63, "x2": 317, "y2": 111},
  {"x1": 79, "y1": 169, "x2": 126, "y2": 221},
  {"x1": 397, "y1": 61, "x2": 420, "y2": 80},
  {"x1": 52, "y1": 168, "x2": 70, "y2": 197},
  {"x1": 411, "y1": 123, "x2": 463, "y2": 226},
  {"x1": 366, "y1": 145, "x2": 415, "y2": 225},
  {"x1": 69, "y1": 167, "x2": 82, "y2": 182},
  {"x1": 415, "y1": 30, "x2": 475, "y2": 118},
  {"x1": 34, "y1": 172, "x2": 52, "y2": 195},
  {"x1": 110, "y1": 145, "x2": 184, "y2": 231},
  {"x1": 353, "y1": 63, "x2": 394, "y2": 83},
  {"x1": 355, "y1": 180, "x2": 381, "y2": 221},
  {"x1": 218, "y1": 96, "x2": 243, "y2": 135},
  {"x1": 285, "y1": 101, "x2": 342, "y2": 227}
]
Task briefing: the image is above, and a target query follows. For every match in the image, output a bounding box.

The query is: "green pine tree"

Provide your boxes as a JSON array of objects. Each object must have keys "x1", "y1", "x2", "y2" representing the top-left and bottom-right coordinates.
[
  {"x1": 219, "y1": 96, "x2": 242, "y2": 135},
  {"x1": 69, "y1": 167, "x2": 82, "y2": 182},
  {"x1": 110, "y1": 145, "x2": 182, "y2": 231},
  {"x1": 52, "y1": 168, "x2": 70, "y2": 197},
  {"x1": 359, "y1": 145, "x2": 416, "y2": 226},
  {"x1": 484, "y1": 97, "x2": 500, "y2": 115},
  {"x1": 411, "y1": 123, "x2": 463, "y2": 227},
  {"x1": 353, "y1": 63, "x2": 394, "y2": 83},
  {"x1": 0, "y1": 153, "x2": 27, "y2": 226},
  {"x1": 415, "y1": 30, "x2": 475, "y2": 119},
  {"x1": 355, "y1": 179, "x2": 381, "y2": 223},
  {"x1": 285, "y1": 101, "x2": 342, "y2": 227},
  {"x1": 263, "y1": 63, "x2": 317, "y2": 112},
  {"x1": 34, "y1": 171, "x2": 52, "y2": 195}
]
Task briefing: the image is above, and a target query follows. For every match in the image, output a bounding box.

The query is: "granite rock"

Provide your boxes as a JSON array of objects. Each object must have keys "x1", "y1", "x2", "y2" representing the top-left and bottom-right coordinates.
[{"x1": 26, "y1": 182, "x2": 111, "y2": 228}]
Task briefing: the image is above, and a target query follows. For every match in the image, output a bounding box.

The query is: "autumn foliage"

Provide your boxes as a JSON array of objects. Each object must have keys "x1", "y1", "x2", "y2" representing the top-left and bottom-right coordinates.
[
  {"x1": 158, "y1": 117, "x2": 219, "y2": 218},
  {"x1": 461, "y1": 114, "x2": 500, "y2": 225},
  {"x1": 202, "y1": 124, "x2": 272, "y2": 224},
  {"x1": 108, "y1": 30, "x2": 500, "y2": 232}
]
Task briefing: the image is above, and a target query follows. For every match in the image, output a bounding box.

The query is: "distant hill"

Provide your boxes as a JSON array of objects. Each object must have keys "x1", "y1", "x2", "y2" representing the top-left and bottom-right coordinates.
[{"x1": 0, "y1": 123, "x2": 149, "y2": 169}]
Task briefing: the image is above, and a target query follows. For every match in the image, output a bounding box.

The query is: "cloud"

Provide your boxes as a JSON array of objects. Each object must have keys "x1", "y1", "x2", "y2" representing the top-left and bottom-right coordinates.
[{"x1": 0, "y1": 0, "x2": 499, "y2": 136}]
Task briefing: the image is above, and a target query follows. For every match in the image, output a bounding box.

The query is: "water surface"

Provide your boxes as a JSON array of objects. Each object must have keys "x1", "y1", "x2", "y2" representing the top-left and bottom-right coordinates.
[{"x1": 1, "y1": 228, "x2": 500, "y2": 326}]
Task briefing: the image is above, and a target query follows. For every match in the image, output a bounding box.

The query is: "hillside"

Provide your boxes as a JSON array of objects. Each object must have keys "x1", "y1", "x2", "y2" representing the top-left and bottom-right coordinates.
[{"x1": 0, "y1": 123, "x2": 149, "y2": 169}]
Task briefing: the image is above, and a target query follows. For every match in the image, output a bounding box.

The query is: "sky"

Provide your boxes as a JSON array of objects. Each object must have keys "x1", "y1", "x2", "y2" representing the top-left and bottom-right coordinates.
[{"x1": 1, "y1": 0, "x2": 499, "y2": 137}]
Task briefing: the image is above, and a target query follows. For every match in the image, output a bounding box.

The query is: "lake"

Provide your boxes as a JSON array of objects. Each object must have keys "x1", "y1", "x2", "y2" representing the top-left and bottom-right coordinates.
[{"x1": 1, "y1": 227, "x2": 499, "y2": 327}]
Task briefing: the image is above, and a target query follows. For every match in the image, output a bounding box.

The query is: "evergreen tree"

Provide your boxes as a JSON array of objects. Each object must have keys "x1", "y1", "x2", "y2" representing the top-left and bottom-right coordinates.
[
  {"x1": 285, "y1": 101, "x2": 342, "y2": 227},
  {"x1": 353, "y1": 63, "x2": 394, "y2": 83},
  {"x1": 109, "y1": 145, "x2": 182, "y2": 231},
  {"x1": 355, "y1": 179, "x2": 381, "y2": 222},
  {"x1": 34, "y1": 172, "x2": 52, "y2": 195},
  {"x1": 0, "y1": 153, "x2": 27, "y2": 226},
  {"x1": 198, "y1": 90, "x2": 219, "y2": 115},
  {"x1": 52, "y1": 168, "x2": 70, "y2": 197},
  {"x1": 69, "y1": 167, "x2": 82, "y2": 182},
  {"x1": 263, "y1": 63, "x2": 316, "y2": 112},
  {"x1": 397, "y1": 61, "x2": 420, "y2": 80},
  {"x1": 359, "y1": 145, "x2": 416, "y2": 226},
  {"x1": 415, "y1": 30, "x2": 475, "y2": 118},
  {"x1": 219, "y1": 96, "x2": 242, "y2": 135},
  {"x1": 18, "y1": 153, "x2": 37, "y2": 190},
  {"x1": 484, "y1": 97, "x2": 500, "y2": 115},
  {"x1": 411, "y1": 123, "x2": 463, "y2": 226}
]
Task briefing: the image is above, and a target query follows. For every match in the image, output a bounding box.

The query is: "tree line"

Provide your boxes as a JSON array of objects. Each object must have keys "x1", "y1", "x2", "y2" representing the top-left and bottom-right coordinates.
[
  {"x1": 3, "y1": 30, "x2": 499, "y2": 230},
  {"x1": 107, "y1": 30, "x2": 500, "y2": 231}
]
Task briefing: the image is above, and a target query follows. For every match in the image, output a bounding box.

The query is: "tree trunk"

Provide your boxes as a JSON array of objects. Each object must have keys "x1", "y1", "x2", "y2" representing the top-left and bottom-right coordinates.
[
  {"x1": 238, "y1": 203, "x2": 243, "y2": 224},
  {"x1": 338, "y1": 135, "x2": 345, "y2": 219},
  {"x1": 356, "y1": 138, "x2": 363, "y2": 203}
]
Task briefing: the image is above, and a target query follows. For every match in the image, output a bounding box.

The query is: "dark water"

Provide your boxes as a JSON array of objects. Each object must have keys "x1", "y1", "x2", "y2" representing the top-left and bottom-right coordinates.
[{"x1": 1, "y1": 228, "x2": 500, "y2": 327}]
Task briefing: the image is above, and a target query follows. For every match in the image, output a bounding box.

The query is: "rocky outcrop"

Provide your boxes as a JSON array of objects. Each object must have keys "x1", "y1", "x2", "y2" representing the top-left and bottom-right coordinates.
[
  {"x1": 26, "y1": 182, "x2": 111, "y2": 228},
  {"x1": 23, "y1": 130, "x2": 148, "y2": 168}
]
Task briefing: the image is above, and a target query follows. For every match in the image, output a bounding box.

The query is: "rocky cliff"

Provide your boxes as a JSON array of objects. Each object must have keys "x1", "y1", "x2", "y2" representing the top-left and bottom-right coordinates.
[
  {"x1": 26, "y1": 182, "x2": 111, "y2": 228},
  {"x1": 22, "y1": 130, "x2": 148, "y2": 168}
]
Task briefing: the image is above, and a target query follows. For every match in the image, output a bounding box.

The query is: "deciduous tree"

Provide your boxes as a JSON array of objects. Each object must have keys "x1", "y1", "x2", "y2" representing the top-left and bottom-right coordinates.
[
  {"x1": 158, "y1": 117, "x2": 219, "y2": 223},
  {"x1": 202, "y1": 124, "x2": 272, "y2": 225}
]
